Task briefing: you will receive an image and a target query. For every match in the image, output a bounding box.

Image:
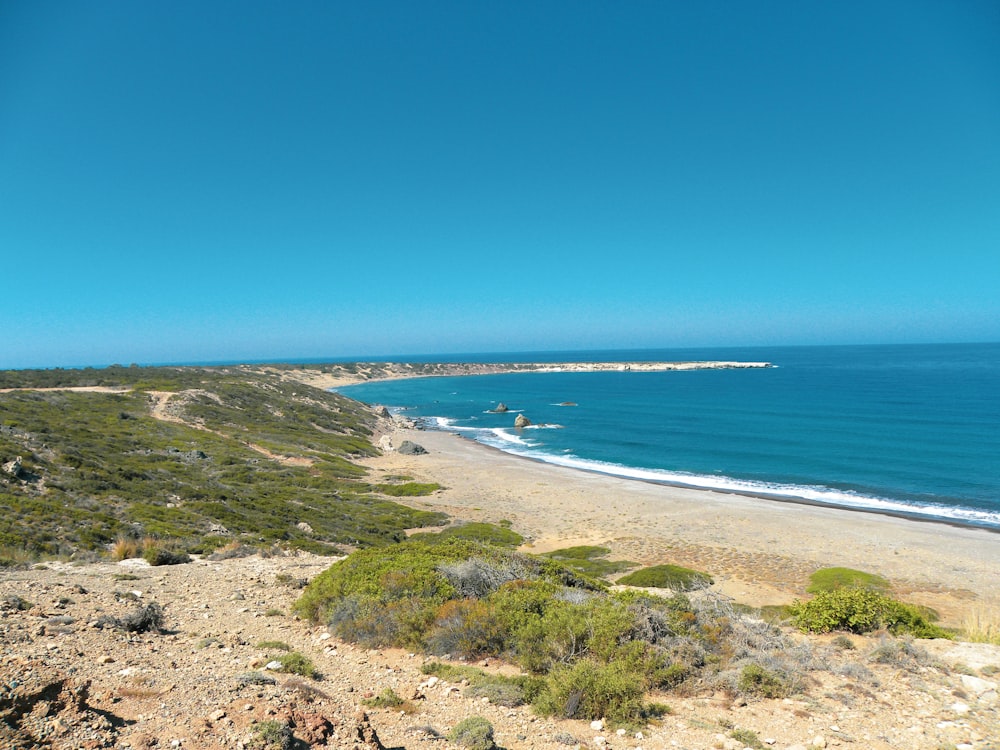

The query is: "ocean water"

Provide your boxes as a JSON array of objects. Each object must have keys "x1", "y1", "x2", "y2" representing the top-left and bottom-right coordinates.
[{"x1": 338, "y1": 343, "x2": 1000, "y2": 530}]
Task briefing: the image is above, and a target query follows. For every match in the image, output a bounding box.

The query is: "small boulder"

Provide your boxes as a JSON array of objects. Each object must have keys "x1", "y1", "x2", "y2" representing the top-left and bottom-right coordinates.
[
  {"x1": 514, "y1": 414, "x2": 531, "y2": 428},
  {"x1": 494, "y1": 402, "x2": 509, "y2": 413},
  {"x1": 397, "y1": 441, "x2": 427, "y2": 455},
  {"x1": 2, "y1": 456, "x2": 24, "y2": 478}
]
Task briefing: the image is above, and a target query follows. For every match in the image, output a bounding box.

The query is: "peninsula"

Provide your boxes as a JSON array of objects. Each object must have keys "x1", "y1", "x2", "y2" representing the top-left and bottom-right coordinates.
[{"x1": 259, "y1": 359, "x2": 773, "y2": 390}]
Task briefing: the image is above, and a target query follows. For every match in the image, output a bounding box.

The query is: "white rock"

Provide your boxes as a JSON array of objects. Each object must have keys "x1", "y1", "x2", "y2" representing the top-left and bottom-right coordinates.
[
  {"x1": 812, "y1": 736, "x2": 827, "y2": 748},
  {"x1": 950, "y1": 701, "x2": 971, "y2": 714},
  {"x1": 960, "y1": 674, "x2": 998, "y2": 695},
  {"x1": 594, "y1": 736, "x2": 606, "y2": 746},
  {"x1": 264, "y1": 660, "x2": 283, "y2": 670},
  {"x1": 590, "y1": 719, "x2": 605, "y2": 731},
  {"x1": 616, "y1": 729, "x2": 627, "y2": 736}
]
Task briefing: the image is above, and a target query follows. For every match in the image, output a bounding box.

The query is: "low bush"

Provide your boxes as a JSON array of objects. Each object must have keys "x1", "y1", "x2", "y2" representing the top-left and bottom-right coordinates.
[
  {"x1": 867, "y1": 637, "x2": 929, "y2": 669},
  {"x1": 248, "y1": 719, "x2": 293, "y2": 750},
  {"x1": 534, "y1": 658, "x2": 647, "y2": 724},
  {"x1": 616, "y1": 564, "x2": 713, "y2": 592},
  {"x1": 789, "y1": 587, "x2": 950, "y2": 638},
  {"x1": 737, "y1": 662, "x2": 789, "y2": 699},
  {"x1": 143, "y1": 546, "x2": 191, "y2": 566},
  {"x1": 362, "y1": 687, "x2": 404, "y2": 708},
  {"x1": 275, "y1": 651, "x2": 317, "y2": 678},
  {"x1": 730, "y1": 728, "x2": 766, "y2": 750},
  {"x1": 257, "y1": 640, "x2": 292, "y2": 651},
  {"x1": 98, "y1": 602, "x2": 165, "y2": 633},
  {"x1": 447, "y1": 716, "x2": 496, "y2": 750}
]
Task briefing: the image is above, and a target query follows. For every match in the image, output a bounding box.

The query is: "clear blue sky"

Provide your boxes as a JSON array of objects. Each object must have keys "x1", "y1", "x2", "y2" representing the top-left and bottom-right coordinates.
[{"x1": 2, "y1": 1, "x2": 999, "y2": 368}]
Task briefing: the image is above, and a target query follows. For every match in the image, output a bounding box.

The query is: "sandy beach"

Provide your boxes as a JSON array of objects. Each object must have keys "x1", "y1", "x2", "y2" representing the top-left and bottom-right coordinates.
[{"x1": 360, "y1": 427, "x2": 1000, "y2": 628}]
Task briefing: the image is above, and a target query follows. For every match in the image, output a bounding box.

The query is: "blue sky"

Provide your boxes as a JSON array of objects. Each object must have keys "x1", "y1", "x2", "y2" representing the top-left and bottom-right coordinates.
[{"x1": 2, "y1": 1, "x2": 999, "y2": 368}]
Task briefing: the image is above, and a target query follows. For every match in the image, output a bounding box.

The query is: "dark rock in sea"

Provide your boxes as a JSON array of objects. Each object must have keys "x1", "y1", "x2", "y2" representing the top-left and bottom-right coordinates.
[
  {"x1": 559, "y1": 402, "x2": 578, "y2": 407},
  {"x1": 398, "y1": 441, "x2": 428, "y2": 455},
  {"x1": 514, "y1": 414, "x2": 531, "y2": 428},
  {"x1": 494, "y1": 402, "x2": 509, "y2": 413}
]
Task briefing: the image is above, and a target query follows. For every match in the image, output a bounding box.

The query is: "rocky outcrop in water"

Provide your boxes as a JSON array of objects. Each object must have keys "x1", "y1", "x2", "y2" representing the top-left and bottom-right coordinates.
[{"x1": 514, "y1": 414, "x2": 531, "y2": 428}]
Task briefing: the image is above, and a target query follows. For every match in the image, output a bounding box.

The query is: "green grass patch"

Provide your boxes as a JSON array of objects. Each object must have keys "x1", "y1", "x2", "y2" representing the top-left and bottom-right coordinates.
[
  {"x1": 806, "y1": 567, "x2": 890, "y2": 594},
  {"x1": 541, "y1": 546, "x2": 634, "y2": 578},
  {"x1": 409, "y1": 522, "x2": 524, "y2": 548},
  {"x1": 616, "y1": 563, "x2": 713, "y2": 591},
  {"x1": 372, "y1": 482, "x2": 441, "y2": 497},
  {"x1": 257, "y1": 640, "x2": 292, "y2": 651}
]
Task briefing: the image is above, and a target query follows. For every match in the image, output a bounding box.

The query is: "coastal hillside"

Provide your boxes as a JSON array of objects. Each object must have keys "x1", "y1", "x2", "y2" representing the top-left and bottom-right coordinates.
[
  {"x1": 0, "y1": 366, "x2": 446, "y2": 562},
  {"x1": 2, "y1": 366, "x2": 999, "y2": 749}
]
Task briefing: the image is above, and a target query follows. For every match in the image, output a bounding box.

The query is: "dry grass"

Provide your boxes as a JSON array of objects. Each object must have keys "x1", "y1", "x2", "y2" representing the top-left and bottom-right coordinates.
[
  {"x1": 962, "y1": 604, "x2": 1000, "y2": 645},
  {"x1": 110, "y1": 536, "x2": 142, "y2": 561}
]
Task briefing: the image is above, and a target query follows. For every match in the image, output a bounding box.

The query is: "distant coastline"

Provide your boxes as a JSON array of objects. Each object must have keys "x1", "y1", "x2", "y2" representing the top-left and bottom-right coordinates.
[{"x1": 267, "y1": 359, "x2": 773, "y2": 390}]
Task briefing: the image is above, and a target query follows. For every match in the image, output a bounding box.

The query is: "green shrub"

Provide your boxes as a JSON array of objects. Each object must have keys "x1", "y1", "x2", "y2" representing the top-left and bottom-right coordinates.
[
  {"x1": 806, "y1": 567, "x2": 890, "y2": 594},
  {"x1": 789, "y1": 587, "x2": 950, "y2": 638},
  {"x1": 249, "y1": 719, "x2": 293, "y2": 750},
  {"x1": 410, "y1": 522, "x2": 524, "y2": 548},
  {"x1": 616, "y1": 564, "x2": 713, "y2": 591},
  {"x1": 447, "y1": 716, "x2": 496, "y2": 750},
  {"x1": 831, "y1": 634, "x2": 856, "y2": 650},
  {"x1": 275, "y1": 651, "x2": 317, "y2": 678},
  {"x1": 362, "y1": 687, "x2": 404, "y2": 708},
  {"x1": 730, "y1": 728, "x2": 766, "y2": 749},
  {"x1": 534, "y1": 658, "x2": 646, "y2": 723},
  {"x1": 143, "y1": 546, "x2": 191, "y2": 566},
  {"x1": 737, "y1": 663, "x2": 788, "y2": 698}
]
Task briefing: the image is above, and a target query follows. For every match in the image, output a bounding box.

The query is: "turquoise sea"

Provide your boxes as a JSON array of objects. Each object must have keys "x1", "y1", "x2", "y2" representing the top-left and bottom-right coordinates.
[{"x1": 338, "y1": 343, "x2": 1000, "y2": 530}]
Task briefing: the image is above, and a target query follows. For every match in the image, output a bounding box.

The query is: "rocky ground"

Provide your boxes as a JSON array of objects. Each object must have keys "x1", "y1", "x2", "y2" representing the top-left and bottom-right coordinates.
[{"x1": 2, "y1": 553, "x2": 999, "y2": 750}]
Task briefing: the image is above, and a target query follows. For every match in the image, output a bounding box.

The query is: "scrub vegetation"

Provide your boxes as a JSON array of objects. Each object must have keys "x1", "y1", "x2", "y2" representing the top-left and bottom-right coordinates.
[
  {"x1": 0, "y1": 365, "x2": 446, "y2": 562},
  {"x1": 294, "y1": 532, "x2": 820, "y2": 725}
]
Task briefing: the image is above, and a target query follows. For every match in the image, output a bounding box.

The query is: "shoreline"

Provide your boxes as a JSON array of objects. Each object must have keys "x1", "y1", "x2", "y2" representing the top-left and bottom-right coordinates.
[
  {"x1": 443, "y1": 426, "x2": 1000, "y2": 535},
  {"x1": 359, "y1": 426, "x2": 1000, "y2": 626}
]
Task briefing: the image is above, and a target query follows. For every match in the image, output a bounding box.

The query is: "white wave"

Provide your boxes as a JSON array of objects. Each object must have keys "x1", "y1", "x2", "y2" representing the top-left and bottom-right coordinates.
[
  {"x1": 420, "y1": 415, "x2": 1000, "y2": 529},
  {"x1": 524, "y1": 424, "x2": 564, "y2": 430}
]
